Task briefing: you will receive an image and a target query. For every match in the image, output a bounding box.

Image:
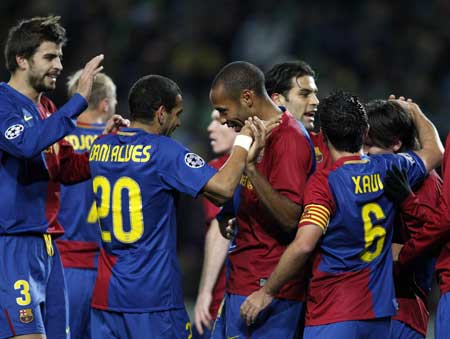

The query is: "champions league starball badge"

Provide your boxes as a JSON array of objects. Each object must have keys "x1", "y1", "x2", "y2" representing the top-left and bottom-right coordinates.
[
  {"x1": 184, "y1": 153, "x2": 205, "y2": 168},
  {"x1": 5, "y1": 124, "x2": 24, "y2": 140}
]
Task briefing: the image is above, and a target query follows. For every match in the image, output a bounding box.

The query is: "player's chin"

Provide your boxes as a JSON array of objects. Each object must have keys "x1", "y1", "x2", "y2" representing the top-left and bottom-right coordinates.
[
  {"x1": 305, "y1": 121, "x2": 315, "y2": 131},
  {"x1": 42, "y1": 81, "x2": 56, "y2": 92}
]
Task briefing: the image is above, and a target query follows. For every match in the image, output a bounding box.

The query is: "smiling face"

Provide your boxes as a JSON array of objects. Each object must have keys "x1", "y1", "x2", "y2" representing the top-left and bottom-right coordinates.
[
  {"x1": 279, "y1": 75, "x2": 319, "y2": 130},
  {"x1": 209, "y1": 83, "x2": 250, "y2": 132},
  {"x1": 25, "y1": 41, "x2": 63, "y2": 93},
  {"x1": 207, "y1": 109, "x2": 237, "y2": 154}
]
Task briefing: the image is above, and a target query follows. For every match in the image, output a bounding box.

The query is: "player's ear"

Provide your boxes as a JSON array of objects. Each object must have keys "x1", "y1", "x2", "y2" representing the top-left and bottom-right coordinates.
[
  {"x1": 156, "y1": 105, "x2": 167, "y2": 125},
  {"x1": 271, "y1": 93, "x2": 285, "y2": 106},
  {"x1": 392, "y1": 138, "x2": 402, "y2": 152},
  {"x1": 98, "y1": 99, "x2": 109, "y2": 113},
  {"x1": 15, "y1": 55, "x2": 29, "y2": 70},
  {"x1": 240, "y1": 89, "x2": 254, "y2": 108}
]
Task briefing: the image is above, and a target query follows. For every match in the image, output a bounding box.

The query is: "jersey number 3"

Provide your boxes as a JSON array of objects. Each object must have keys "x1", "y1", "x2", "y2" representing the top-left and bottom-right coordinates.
[
  {"x1": 92, "y1": 176, "x2": 144, "y2": 244},
  {"x1": 360, "y1": 203, "x2": 386, "y2": 262}
]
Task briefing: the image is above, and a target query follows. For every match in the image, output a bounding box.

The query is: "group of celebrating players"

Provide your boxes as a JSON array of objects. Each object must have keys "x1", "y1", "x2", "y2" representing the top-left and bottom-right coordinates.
[{"x1": 0, "y1": 14, "x2": 449, "y2": 339}]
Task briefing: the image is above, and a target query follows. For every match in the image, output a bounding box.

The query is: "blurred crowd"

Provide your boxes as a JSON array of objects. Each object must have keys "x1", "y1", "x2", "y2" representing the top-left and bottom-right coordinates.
[{"x1": 1, "y1": 0, "x2": 450, "y2": 298}]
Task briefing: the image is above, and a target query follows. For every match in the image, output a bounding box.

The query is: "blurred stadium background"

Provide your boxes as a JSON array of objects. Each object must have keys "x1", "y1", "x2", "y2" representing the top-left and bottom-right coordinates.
[{"x1": 1, "y1": 1, "x2": 449, "y2": 337}]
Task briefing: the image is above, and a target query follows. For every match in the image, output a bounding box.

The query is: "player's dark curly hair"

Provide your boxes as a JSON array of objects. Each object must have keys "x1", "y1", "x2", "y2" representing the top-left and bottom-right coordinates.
[
  {"x1": 211, "y1": 61, "x2": 266, "y2": 101},
  {"x1": 4, "y1": 16, "x2": 67, "y2": 73},
  {"x1": 318, "y1": 91, "x2": 368, "y2": 153},
  {"x1": 128, "y1": 75, "x2": 181, "y2": 123},
  {"x1": 365, "y1": 100, "x2": 419, "y2": 152},
  {"x1": 265, "y1": 60, "x2": 316, "y2": 96}
]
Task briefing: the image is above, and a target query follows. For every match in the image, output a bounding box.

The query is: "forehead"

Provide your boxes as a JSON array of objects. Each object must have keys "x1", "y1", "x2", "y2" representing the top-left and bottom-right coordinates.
[
  {"x1": 209, "y1": 84, "x2": 235, "y2": 107},
  {"x1": 290, "y1": 75, "x2": 318, "y2": 92},
  {"x1": 34, "y1": 41, "x2": 63, "y2": 55},
  {"x1": 173, "y1": 94, "x2": 183, "y2": 109}
]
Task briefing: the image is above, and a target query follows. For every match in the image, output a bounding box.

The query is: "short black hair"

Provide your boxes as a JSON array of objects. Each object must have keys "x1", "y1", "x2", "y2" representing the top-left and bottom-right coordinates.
[
  {"x1": 365, "y1": 100, "x2": 419, "y2": 151},
  {"x1": 4, "y1": 16, "x2": 67, "y2": 73},
  {"x1": 211, "y1": 61, "x2": 266, "y2": 100},
  {"x1": 319, "y1": 91, "x2": 368, "y2": 153},
  {"x1": 265, "y1": 60, "x2": 316, "y2": 96},
  {"x1": 128, "y1": 75, "x2": 181, "y2": 123}
]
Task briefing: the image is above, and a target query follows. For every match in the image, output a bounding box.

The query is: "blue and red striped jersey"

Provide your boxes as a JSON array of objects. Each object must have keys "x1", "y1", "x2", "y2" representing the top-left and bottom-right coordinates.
[
  {"x1": 56, "y1": 122, "x2": 105, "y2": 269},
  {"x1": 299, "y1": 152, "x2": 426, "y2": 325},
  {"x1": 0, "y1": 83, "x2": 87, "y2": 235},
  {"x1": 89, "y1": 128, "x2": 217, "y2": 312},
  {"x1": 399, "y1": 134, "x2": 450, "y2": 294},
  {"x1": 227, "y1": 110, "x2": 313, "y2": 301}
]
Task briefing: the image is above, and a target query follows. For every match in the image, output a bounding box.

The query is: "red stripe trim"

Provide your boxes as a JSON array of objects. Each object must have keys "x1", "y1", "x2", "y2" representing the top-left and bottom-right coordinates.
[
  {"x1": 91, "y1": 248, "x2": 117, "y2": 309},
  {"x1": 76, "y1": 121, "x2": 105, "y2": 130},
  {"x1": 4, "y1": 309, "x2": 16, "y2": 336},
  {"x1": 56, "y1": 240, "x2": 99, "y2": 268}
]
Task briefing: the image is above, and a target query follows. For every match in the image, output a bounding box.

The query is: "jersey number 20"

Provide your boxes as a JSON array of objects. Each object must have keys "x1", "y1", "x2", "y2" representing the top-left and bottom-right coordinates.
[{"x1": 91, "y1": 176, "x2": 144, "y2": 244}]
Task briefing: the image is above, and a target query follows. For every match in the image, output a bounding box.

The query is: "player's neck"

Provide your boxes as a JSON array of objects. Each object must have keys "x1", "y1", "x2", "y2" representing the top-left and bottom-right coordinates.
[
  {"x1": 329, "y1": 143, "x2": 364, "y2": 162},
  {"x1": 8, "y1": 74, "x2": 42, "y2": 104},
  {"x1": 258, "y1": 98, "x2": 283, "y2": 120},
  {"x1": 129, "y1": 120, "x2": 160, "y2": 134},
  {"x1": 78, "y1": 110, "x2": 109, "y2": 124}
]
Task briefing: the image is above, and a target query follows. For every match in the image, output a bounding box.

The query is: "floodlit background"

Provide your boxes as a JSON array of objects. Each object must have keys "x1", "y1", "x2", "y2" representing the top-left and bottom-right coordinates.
[{"x1": 1, "y1": 1, "x2": 448, "y2": 337}]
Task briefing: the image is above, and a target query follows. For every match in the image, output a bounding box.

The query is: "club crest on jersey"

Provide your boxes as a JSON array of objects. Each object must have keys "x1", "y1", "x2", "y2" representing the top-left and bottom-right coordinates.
[
  {"x1": 314, "y1": 146, "x2": 324, "y2": 163},
  {"x1": 184, "y1": 153, "x2": 205, "y2": 168},
  {"x1": 19, "y1": 308, "x2": 33, "y2": 323},
  {"x1": 5, "y1": 124, "x2": 24, "y2": 140}
]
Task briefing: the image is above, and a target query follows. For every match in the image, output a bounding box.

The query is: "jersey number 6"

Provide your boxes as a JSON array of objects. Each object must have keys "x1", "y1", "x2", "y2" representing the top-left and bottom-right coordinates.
[{"x1": 360, "y1": 203, "x2": 386, "y2": 262}]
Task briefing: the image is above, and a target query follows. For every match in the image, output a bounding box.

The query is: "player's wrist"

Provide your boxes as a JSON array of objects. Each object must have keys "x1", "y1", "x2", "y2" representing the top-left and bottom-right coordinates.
[
  {"x1": 262, "y1": 284, "x2": 276, "y2": 297},
  {"x1": 234, "y1": 134, "x2": 253, "y2": 152}
]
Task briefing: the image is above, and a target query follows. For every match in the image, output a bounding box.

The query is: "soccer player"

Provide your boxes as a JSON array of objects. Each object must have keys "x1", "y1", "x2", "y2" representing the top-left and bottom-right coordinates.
[
  {"x1": 56, "y1": 70, "x2": 118, "y2": 339},
  {"x1": 240, "y1": 92, "x2": 443, "y2": 339},
  {"x1": 89, "y1": 74, "x2": 269, "y2": 338},
  {"x1": 265, "y1": 60, "x2": 332, "y2": 170},
  {"x1": 209, "y1": 61, "x2": 314, "y2": 338},
  {"x1": 0, "y1": 16, "x2": 105, "y2": 339},
  {"x1": 193, "y1": 110, "x2": 237, "y2": 338},
  {"x1": 364, "y1": 99, "x2": 442, "y2": 339},
  {"x1": 389, "y1": 133, "x2": 450, "y2": 339}
]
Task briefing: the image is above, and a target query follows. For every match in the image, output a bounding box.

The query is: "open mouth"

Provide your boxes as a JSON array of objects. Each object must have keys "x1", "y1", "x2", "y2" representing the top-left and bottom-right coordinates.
[
  {"x1": 225, "y1": 120, "x2": 244, "y2": 132},
  {"x1": 45, "y1": 72, "x2": 60, "y2": 83}
]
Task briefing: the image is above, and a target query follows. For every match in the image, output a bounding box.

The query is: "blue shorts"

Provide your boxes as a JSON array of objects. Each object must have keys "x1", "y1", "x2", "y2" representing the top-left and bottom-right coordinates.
[
  {"x1": 91, "y1": 308, "x2": 192, "y2": 339},
  {"x1": 0, "y1": 235, "x2": 68, "y2": 339},
  {"x1": 389, "y1": 319, "x2": 424, "y2": 339},
  {"x1": 435, "y1": 291, "x2": 450, "y2": 339},
  {"x1": 304, "y1": 318, "x2": 391, "y2": 339},
  {"x1": 192, "y1": 325, "x2": 212, "y2": 339},
  {"x1": 211, "y1": 293, "x2": 303, "y2": 339},
  {"x1": 65, "y1": 267, "x2": 97, "y2": 339}
]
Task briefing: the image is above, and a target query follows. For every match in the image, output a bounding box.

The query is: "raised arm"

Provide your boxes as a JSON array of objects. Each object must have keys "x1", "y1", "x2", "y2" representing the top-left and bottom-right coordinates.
[
  {"x1": 203, "y1": 117, "x2": 274, "y2": 205},
  {"x1": 0, "y1": 54, "x2": 104, "y2": 159},
  {"x1": 391, "y1": 95, "x2": 443, "y2": 172}
]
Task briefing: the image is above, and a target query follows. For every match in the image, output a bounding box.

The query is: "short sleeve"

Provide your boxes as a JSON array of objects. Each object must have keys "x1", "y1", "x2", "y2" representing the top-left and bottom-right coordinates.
[
  {"x1": 157, "y1": 139, "x2": 217, "y2": 197},
  {"x1": 267, "y1": 128, "x2": 312, "y2": 205},
  {"x1": 298, "y1": 171, "x2": 335, "y2": 233},
  {"x1": 395, "y1": 151, "x2": 427, "y2": 187}
]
